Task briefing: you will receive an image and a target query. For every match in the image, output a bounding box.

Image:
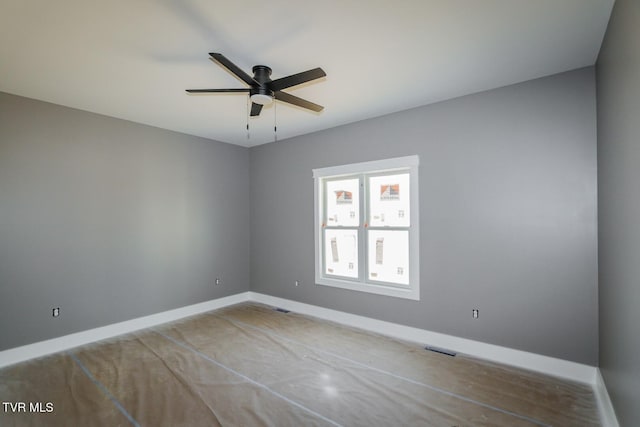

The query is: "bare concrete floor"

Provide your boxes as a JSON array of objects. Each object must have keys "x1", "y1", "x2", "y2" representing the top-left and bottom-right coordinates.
[{"x1": 0, "y1": 302, "x2": 600, "y2": 426}]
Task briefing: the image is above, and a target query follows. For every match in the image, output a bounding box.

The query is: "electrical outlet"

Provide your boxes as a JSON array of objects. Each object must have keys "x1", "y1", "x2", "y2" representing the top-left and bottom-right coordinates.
[
  {"x1": 215, "y1": 278, "x2": 221, "y2": 285},
  {"x1": 472, "y1": 309, "x2": 479, "y2": 319},
  {"x1": 295, "y1": 280, "x2": 300, "y2": 287},
  {"x1": 52, "y1": 307, "x2": 60, "y2": 317}
]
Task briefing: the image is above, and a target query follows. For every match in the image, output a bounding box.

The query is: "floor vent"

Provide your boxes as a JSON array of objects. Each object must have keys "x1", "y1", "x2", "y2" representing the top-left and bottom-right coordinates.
[
  {"x1": 274, "y1": 308, "x2": 291, "y2": 313},
  {"x1": 425, "y1": 346, "x2": 457, "y2": 357}
]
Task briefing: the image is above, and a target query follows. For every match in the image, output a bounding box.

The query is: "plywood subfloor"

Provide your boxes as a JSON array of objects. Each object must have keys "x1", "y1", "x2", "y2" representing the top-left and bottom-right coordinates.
[{"x1": 0, "y1": 302, "x2": 600, "y2": 426}]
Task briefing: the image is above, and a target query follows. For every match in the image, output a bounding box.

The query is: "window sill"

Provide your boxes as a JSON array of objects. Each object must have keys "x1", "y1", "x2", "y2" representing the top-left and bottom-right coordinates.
[{"x1": 315, "y1": 276, "x2": 420, "y2": 301}]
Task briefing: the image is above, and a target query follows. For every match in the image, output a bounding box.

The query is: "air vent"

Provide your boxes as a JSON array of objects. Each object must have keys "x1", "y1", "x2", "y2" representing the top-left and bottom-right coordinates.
[{"x1": 425, "y1": 346, "x2": 456, "y2": 357}]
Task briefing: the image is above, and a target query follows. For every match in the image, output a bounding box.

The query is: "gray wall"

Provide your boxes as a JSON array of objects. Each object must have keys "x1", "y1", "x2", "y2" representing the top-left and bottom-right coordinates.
[
  {"x1": 250, "y1": 68, "x2": 598, "y2": 365},
  {"x1": 596, "y1": 0, "x2": 640, "y2": 424},
  {"x1": 0, "y1": 92, "x2": 250, "y2": 351},
  {"x1": 0, "y1": 67, "x2": 600, "y2": 368}
]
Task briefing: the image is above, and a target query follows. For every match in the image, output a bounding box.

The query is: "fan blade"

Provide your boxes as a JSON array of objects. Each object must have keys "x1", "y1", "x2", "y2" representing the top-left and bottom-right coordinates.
[
  {"x1": 274, "y1": 91, "x2": 323, "y2": 112},
  {"x1": 209, "y1": 52, "x2": 258, "y2": 86},
  {"x1": 269, "y1": 68, "x2": 326, "y2": 91},
  {"x1": 186, "y1": 88, "x2": 250, "y2": 93},
  {"x1": 250, "y1": 103, "x2": 263, "y2": 116}
]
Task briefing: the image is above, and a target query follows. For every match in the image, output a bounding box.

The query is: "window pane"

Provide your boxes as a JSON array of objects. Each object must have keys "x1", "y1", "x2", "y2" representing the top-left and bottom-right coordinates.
[
  {"x1": 324, "y1": 229, "x2": 358, "y2": 279},
  {"x1": 325, "y1": 178, "x2": 359, "y2": 227},
  {"x1": 368, "y1": 173, "x2": 410, "y2": 227},
  {"x1": 368, "y1": 230, "x2": 409, "y2": 285}
]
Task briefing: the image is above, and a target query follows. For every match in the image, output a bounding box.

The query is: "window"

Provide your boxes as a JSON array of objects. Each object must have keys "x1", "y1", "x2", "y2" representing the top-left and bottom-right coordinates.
[{"x1": 313, "y1": 156, "x2": 419, "y2": 300}]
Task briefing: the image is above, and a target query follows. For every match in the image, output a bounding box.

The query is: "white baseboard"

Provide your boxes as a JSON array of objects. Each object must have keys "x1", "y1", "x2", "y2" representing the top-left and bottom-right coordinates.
[
  {"x1": 594, "y1": 368, "x2": 620, "y2": 427},
  {"x1": 0, "y1": 292, "x2": 250, "y2": 369},
  {"x1": 249, "y1": 292, "x2": 597, "y2": 385},
  {"x1": 0, "y1": 290, "x2": 620, "y2": 426}
]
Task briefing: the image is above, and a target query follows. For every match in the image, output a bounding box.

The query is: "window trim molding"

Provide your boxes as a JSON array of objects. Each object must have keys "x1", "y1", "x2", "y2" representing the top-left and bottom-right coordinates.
[{"x1": 313, "y1": 155, "x2": 420, "y2": 301}]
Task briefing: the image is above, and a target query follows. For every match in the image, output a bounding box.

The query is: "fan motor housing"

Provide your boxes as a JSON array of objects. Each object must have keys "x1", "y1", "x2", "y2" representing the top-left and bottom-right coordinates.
[
  {"x1": 252, "y1": 65, "x2": 272, "y2": 85},
  {"x1": 250, "y1": 65, "x2": 274, "y2": 104}
]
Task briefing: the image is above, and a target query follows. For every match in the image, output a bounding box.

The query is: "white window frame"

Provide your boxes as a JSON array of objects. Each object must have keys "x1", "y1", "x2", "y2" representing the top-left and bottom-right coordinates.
[{"x1": 313, "y1": 155, "x2": 420, "y2": 300}]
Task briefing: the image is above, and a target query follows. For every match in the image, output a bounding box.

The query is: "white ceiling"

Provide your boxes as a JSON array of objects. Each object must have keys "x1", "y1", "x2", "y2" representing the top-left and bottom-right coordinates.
[{"x1": 0, "y1": 0, "x2": 613, "y2": 147}]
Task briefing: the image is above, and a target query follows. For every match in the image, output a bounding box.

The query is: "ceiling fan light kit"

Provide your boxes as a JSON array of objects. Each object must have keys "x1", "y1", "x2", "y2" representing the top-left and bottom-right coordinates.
[
  {"x1": 250, "y1": 93, "x2": 273, "y2": 105},
  {"x1": 187, "y1": 53, "x2": 326, "y2": 117},
  {"x1": 249, "y1": 65, "x2": 274, "y2": 105}
]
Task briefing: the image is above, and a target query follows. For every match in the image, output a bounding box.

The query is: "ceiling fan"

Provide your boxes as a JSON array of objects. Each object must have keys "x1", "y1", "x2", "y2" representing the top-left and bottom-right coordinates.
[{"x1": 186, "y1": 52, "x2": 326, "y2": 117}]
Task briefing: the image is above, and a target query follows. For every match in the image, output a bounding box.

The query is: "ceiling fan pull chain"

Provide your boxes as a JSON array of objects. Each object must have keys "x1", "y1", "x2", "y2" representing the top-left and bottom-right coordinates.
[
  {"x1": 274, "y1": 100, "x2": 278, "y2": 142},
  {"x1": 246, "y1": 96, "x2": 250, "y2": 140}
]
